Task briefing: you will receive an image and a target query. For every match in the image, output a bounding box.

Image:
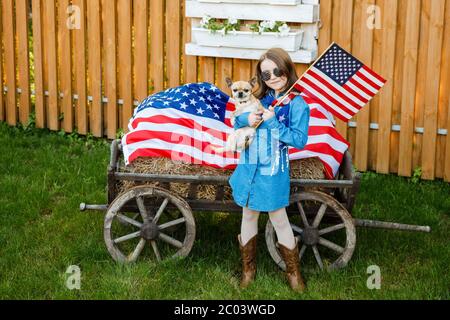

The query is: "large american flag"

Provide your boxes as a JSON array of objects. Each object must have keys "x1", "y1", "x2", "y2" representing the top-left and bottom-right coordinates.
[
  {"x1": 295, "y1": 43, "x2": 386, "y2": 122},
  {"x1": 122, "y1": 82, "x2": 349, "y2": 179}
]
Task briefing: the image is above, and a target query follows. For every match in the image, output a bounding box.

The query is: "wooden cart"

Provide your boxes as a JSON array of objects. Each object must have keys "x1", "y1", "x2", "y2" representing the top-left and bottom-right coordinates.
[{"x1": 80, "y1": 139, "x2": 431, "y2": 271}]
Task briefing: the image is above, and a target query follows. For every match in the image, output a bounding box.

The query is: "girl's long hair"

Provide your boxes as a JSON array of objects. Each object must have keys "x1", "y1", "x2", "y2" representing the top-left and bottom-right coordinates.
[{"x1": 254, "y1": 48, "x2": 300, "y2": 100}]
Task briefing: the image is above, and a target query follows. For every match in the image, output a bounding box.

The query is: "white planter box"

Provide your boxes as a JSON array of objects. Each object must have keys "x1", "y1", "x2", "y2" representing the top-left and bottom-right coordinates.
[
  {"x1": 192, "y1": 27, "x2": 304, "y2": 52},
  {"x1": 198, "y1": 0, "x2": 302, "y2": 5},
  {"x1": 186, "y1": 0, "x2": 319, "y2": 23}
]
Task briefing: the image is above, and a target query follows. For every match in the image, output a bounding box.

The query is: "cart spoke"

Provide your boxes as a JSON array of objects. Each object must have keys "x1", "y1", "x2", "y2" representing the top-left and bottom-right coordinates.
[
  {"x1": 153, "y1": 198, "x2": 170, "y2": 223},
  {"x1": 158, "y1": 217, "x2": 186, "y2": 231},
  {"x1": 318, "y1": 237, "x2": 345, "y2": 254},
  {"x1": 312, "y1": 245, "x2": 324, "y2": 270},
  {"x1": 150, "y1": 240, "x2": 162, "y2": 262},
  {"x1": 299, "y1": 244, "x2": 307, "y2": 260},
  {"x1": 290, "y1": 223, "x2": 303, "y2": 235},
  {"x1": 312, "y1": 204, "x2": 327, "y2": 228},
  {"x1": 136, "y1": 196, "x2": 148, "y2": 218},
  {"x1": 117, "y1": 214, "x2": 142, "y2": 228},
  {"x1": 297, "y1": 202, "x2": 310, "y2": 227},
  {"x1": 127, "y1": 238, "x2": 146, "y2": 262},
  {"x1": 159, "y1": 232, "x2": 183, "y2": 249},
  {"x1": 113, "y1": 231, "x2": 141, "y2": 244},
  {"x1": 319, "y1": 223, "x2": 345, "y2": 236}
]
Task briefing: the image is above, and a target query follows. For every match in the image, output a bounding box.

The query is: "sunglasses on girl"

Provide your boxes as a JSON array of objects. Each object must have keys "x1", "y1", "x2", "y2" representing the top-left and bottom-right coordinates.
[{"x1": 261, "y1": 68, "x2": 284, "y2": 82}]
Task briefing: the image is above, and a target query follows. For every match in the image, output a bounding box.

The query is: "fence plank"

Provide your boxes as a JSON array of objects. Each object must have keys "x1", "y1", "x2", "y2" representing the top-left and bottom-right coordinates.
[
  {"x1": 331, "y1": 0, "x2": 353, "y2": 140},
  {"x1": 318, "y1": 0, "x2": 333, "y2": 53},
  {"x1": 295, "y1": 64, "x2": 309, "y2": 78},
  {"x1": 376, "y1": 0, "x2": 398, "y2": 174},
  {"x1": 446, "y1": 100, "x2": 450, "y2": 181},
  {"x1": 166, "y1": 0, "x2": 181, "y2": 88},
  {"x1": 233, "y1": 59, "x2": 252, "y2": 83},
  {"x1": 398, "y1": 0, "x2": 420, "y2": 177},
  {"x1": 134, "y1": 0, "x2": 149, "y2": 101},
  {"x1": 442, "y1": 0, "x2": 450, "y2": 182},
  {"x1": 217, "y1": 58, "x2": 233, "y2": 93},
  {"x1": 16, "y1": 0, "x2": 31, "y2": 124},
  {"x1": 150, "y1": 0, "x2": 164, "y2": 92},
  {"x1": 73, "y1": 0, "x2": 87, "y2": 134},
  {"x1": 87, "y1": 0, "x2": 102, "y2": 137},
  {"x1": 182, "y1": 17, "x2": 197, "y2": 84},
  {"x1": 103, "y1": 0, "x2": 117, "y2": 139},
  {"x1": 199, "y1": 57, "x2": 215, "y2": 83},
  {"x1": 59, "y1": 0, "x2": 73, "y2": 132},
  {"x1": 412, "y1": 1, "x2": 431, "y2": 173},
  {"x1": 2, "y1": 0, "x2": 17, "y2": 125},
  {"x1": 421, "y1": 0, "x2": 446, "y2": 180},
  {"x1": 352, "y1": 0, "x2": 374, "y2": 172},
  {"x1": 434, "y1": 0, "x2": 450, "y2": 179},
  {"x1": 390, "y1": 0, "x2": 408, "y2": 174},
  {"x1": 31, "y1": 0, "x2": 44, "y2": 128},
  {"x1": 117, "y1": 0, "x2": 133, "y2": 132},
  {"x1": 43, "y1": 0, "x2": 59, "y2": 130},
  {"x1": 367, "y1": 0, "x2": 383, "y2": 171}
]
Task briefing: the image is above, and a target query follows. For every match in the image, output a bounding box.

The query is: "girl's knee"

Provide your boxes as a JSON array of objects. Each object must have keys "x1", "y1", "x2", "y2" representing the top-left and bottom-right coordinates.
[
  {"x1": 268, "y1": 207, "x2": 287, "y2": 216},
  {"x1": 243, "y1": 207, "x2": 260, "y2": 216},
  {"x1": 268, "y1": 208, "x2": 290, "y2": 226}
]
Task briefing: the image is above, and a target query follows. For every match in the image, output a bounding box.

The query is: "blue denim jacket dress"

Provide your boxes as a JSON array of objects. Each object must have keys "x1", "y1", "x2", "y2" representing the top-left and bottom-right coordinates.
[{"x1": 228, "y1": 90, "x2": 310, "y2": 212}]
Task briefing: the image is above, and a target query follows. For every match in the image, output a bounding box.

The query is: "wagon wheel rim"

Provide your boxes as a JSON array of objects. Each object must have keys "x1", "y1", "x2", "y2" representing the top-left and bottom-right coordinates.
[
  {"x1": 104, "y1": 186, "x2": 195, "y2": 263},
  {"x1": 265, "y1": 191, "x2": 356, "y2": 271}
]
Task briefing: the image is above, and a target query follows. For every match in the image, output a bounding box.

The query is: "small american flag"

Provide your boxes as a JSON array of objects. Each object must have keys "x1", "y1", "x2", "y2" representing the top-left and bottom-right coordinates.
[
  {"x1": 122, "y1": 82, "x2": 349, "y2": 179},
  {"x1": 295, "y1": 43, "x2": 386, "y2": 122}
]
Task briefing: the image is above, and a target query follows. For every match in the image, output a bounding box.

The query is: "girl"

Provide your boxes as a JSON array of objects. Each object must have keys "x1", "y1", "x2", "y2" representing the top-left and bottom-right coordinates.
[{"x1": 229, "y1": 48, "x2": 310, "y2": 292}]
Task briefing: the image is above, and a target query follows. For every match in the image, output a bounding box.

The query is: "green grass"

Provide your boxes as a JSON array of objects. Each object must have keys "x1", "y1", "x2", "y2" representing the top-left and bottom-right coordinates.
[{"x1": 0, "y1": 121, "x2": 449, "y2": 300}]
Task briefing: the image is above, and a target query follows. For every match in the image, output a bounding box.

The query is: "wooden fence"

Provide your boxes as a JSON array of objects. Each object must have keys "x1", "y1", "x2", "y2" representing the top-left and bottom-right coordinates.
[{"x1": 0, "y1": 0, "x2": 449, "y2": 182}]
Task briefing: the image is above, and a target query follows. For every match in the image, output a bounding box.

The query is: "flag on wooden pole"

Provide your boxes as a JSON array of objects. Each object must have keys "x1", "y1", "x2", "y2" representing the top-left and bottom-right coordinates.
[{"x1": 295, "y1": 43, "x2": 386, "y2": 122}]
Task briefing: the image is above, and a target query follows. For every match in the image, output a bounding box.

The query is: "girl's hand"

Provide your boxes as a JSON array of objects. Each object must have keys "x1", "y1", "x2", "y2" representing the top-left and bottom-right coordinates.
[
  {"x1": 248, "y1": 110, "x2": 264, "y2": 127},
  {"x1": 262, "y1": 106, "x2": 275, "y2": 121}
]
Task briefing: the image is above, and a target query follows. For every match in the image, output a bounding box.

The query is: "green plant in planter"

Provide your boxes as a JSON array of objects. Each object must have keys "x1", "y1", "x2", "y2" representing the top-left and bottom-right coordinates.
[
  {"x1": 222, "y1": 18, "x2": 241, "y2": 35},
  {"x1": 200, "y1": 15, "x2": 241, "y2": 35},
  {"x1": 248, "y1": 20, "x2": 291, "y2": 35},
  {"x1": 200, "y1": 15, "x2": 223, "y2": 33}
]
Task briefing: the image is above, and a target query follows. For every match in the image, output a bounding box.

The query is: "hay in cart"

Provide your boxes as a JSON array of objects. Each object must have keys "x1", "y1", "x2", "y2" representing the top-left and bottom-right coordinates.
[{"x1": 118, "y1": 156, "x2": 326, "y2": 200}]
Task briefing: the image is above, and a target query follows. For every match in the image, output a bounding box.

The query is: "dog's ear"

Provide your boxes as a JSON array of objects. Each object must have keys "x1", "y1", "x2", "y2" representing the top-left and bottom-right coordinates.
[
  {"x1": 225, "y1": 77, "x2": 233, "y2": 88},
  {"x1": 249, "y1": 77, "x2": 257, "y2": 88}
]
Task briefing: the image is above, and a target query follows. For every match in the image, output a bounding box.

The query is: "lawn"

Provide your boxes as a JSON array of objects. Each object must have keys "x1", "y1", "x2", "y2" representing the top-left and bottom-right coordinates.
[{"x1": 0, "y1": 121, "x2": 449, "y2": 300}]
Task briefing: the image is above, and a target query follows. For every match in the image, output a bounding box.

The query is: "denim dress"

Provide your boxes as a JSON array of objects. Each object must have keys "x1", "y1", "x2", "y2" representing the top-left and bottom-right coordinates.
[{"x1": 228, "y1": 90, "x2": 310, "y2": 212}]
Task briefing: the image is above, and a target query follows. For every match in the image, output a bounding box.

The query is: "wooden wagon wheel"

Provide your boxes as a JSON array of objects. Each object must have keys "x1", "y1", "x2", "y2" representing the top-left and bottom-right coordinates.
[
  {"x1": 265, "y1": 191, "x2": 356, "y2": 271},
  {"x1": 104, "y1": 186, "x2": 195, "y2": 263}
]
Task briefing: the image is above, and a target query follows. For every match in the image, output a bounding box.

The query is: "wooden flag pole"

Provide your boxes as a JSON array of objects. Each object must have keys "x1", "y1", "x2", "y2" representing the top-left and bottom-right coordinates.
[{"x1": 253, "y1": 42, "x2": 336, "y2": 130}]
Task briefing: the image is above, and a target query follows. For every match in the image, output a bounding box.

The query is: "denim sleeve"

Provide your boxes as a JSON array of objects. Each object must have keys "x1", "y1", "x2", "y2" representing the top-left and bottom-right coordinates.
[
  {"x1": 264, "y1": 96, "x2": 310, "y2": 150},
  {"x1": 233, "y1": 112, "x2": 251, "y2": 130}
]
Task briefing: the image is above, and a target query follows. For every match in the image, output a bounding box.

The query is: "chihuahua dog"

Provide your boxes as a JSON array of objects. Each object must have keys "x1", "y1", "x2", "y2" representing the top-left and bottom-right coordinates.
[{"x1": 212, "y1": 77, "x2": 264, "y2": 153}]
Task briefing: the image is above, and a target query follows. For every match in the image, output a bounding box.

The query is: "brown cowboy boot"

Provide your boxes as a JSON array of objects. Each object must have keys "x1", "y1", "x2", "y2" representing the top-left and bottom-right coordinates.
[
  {"x1": 238, "y1": 234, "x2": 257, "y2": 288},
  {"x1": 277, "y1": 239, "x2": 306, "y2": 292}
]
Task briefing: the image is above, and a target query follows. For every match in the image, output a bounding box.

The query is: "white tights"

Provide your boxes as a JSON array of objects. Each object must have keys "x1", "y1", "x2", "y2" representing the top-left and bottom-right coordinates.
[{"x1": 240, "y1": 207, "x2": 296, "y2": 250}]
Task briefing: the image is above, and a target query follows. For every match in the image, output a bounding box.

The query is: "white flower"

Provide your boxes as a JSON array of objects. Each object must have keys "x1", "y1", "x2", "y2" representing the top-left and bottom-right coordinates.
[
  {"x1": 228, "y1": 17, "x2": 238, "y2": 25},
  {"x1": 268, "y1": 20, "x2": 276, "y2": 30},
  {"x1": 200, "y1": 15, "x2": 211, "y2": 28},
  {"x1": 279, "y1": 23, "x2": 290, "y2": 36},
  {"x1": 260, "y1": 20, "x2": 270, "y2": 29}
]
